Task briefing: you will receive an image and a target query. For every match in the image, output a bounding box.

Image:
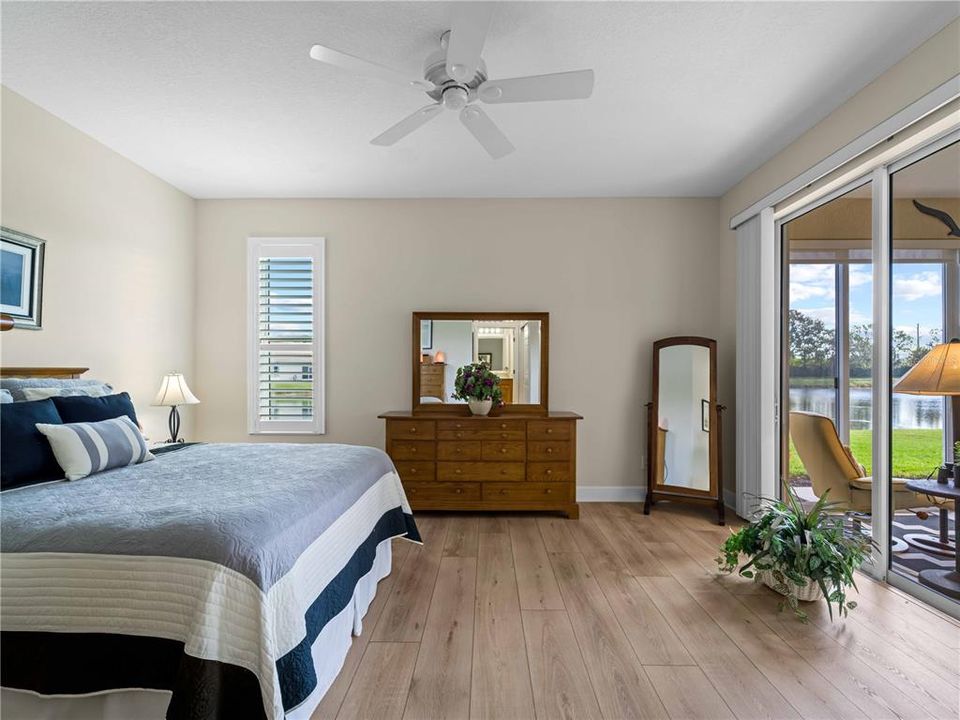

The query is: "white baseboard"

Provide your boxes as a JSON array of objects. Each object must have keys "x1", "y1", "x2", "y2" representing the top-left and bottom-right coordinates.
[
  {"x1": 724, "y1": 489, "x2": 738, "y2": 515},
  {"x1": 577, "y1": 486, "x2": 646, "y2": 503},
  {"x1": 577, "y1": 485, "x2": 741, "y2": 514}
]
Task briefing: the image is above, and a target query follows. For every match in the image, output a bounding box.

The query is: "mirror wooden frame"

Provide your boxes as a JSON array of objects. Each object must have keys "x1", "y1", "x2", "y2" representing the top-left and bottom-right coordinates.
[
  {"x1": 411, "y1": 311, "x2": 549, "y2": 416},
  {"x1": 643, "y1": 336, "x2": 725, "y2": 525}
]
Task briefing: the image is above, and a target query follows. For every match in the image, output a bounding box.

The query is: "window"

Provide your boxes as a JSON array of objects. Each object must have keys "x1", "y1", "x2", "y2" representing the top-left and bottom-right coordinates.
[{"x1": 247, "y1": 237, "x2": 324, "y2": 434}]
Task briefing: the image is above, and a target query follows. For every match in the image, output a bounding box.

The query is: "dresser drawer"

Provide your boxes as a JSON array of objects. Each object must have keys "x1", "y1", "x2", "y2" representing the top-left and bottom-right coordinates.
[
  {"x1": 527, "y1": 421, "x2": 572, "y2": 441},
  {"x1": 389, "y1": 440, "x2": 436, "y2": 461},
  {"x1": 481, "y1": 441, "x2": 526, "y2": 461},
  {"x1": 394, "y1": 461, "x2": 436, "y2": 482},
  {"x1": 437, "y1": 440, "x2": 482, "y2": 461},
  {"x1": 404, "y1": 481, "x2": 480, "y2": 502},
  {"x1": 528, "y1": 441, "x2": 571, "y2": 461},
  {"x1": 527, "y1": 462, "x2": 570, "y2": 482},
  {"x1": 484, "y1": 482, "x2": 569, "y2": 502},
  {"x1": 437, "y1": 419, "x2": 526, "y2": 440},
  {"x1": 437, "y1": 462, "x2": 525, "y2": 482},
  {"x1": 387, "y1": 420, "x2": 436, "y2": 440}
]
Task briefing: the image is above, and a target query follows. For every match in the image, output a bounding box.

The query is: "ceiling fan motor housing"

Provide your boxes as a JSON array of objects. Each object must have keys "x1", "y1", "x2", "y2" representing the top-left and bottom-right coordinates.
[{"x1": 423, "y1": 36, "x2": 487, "y2": 103}]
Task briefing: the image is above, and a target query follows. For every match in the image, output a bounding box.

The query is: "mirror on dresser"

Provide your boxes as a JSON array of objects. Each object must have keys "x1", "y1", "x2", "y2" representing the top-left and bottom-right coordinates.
[
  {"x1": 412, "y1": 312, "x2": 549, "y2": 415},
  {"x1": 644, "y1": 336, "x2": 725, "y2": 525}
]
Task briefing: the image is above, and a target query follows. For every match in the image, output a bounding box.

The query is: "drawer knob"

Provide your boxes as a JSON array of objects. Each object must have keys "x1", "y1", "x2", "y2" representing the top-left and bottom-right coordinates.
[
  {"x1": 546, "y1": 447, "x2": 554, "y2": 454},
  {"x1": 545, "y1": 488, "x2": 553, "y2": 494},
  {"x1": 500, "y1": 469, "x2": 507, "y2": 475},
  {"x1": 546, "y1": 428, "x2": 553, "y2": 434},
  {"x1": 456, "y1": 432, "x2": 463, "y2": 438},
  {"x1": 456, "y1": 423, "x2": 463, "y2": 429},
  {"x1": 410, "y1": 427, "x2": 417, "y2": 433},
  {"x1": 456, "y1": 448, "x2": 462, "y2": 454},
  {"x1": 500, "y1": 423, "x2": 507, "y2": 429},
  {"x1": 455, "y1": 468, "x2": 462, "y2": 474},
  {"x1": 500, "y1": 448, "x2": 507, "y2": 454},
  {"x1": 500, "y1": 488, "x2": 508, "y2": 495},
  {"x1": 500, "y1": 433, "x2": 508, "y2": 439},
  {"x1": 546, "y1": 469, "x2": 553, "y2": 475},
  {"x1": 410, "y1": 488, "x2": 417, "y2": 493},
  {"x1": 410, "y1": 468, "x2": 417, "y2": 475},
  {"x1": 455, "y1": 488, "x2": 463, "y2": 494},
  {"x1": 411, "y1": 448, "x2": 417, "y2": 454}
]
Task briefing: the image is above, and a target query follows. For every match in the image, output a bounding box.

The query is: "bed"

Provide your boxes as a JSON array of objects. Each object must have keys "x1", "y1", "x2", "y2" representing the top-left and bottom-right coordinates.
[{"x1": 0, "y1": 367, "x2": 420, "y2": 719}]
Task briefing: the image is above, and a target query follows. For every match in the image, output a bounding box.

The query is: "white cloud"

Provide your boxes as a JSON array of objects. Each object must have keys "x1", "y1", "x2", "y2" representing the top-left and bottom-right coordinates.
[
  {"x1": 893, "y1": 270, "x2": 941, "y2": 302},
  {"x1": 797, "y1": 306, "x2": 837, "y2": 327},
  {"x1": 848, "y1": 266, "x2": 872, "y2": 288},
  {"x1": 790, "y1": 264, "x2": 834, "y2": 302}
]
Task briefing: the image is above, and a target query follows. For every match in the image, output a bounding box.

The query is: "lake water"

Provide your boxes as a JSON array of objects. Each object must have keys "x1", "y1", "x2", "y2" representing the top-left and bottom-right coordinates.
[{"x1": 789, "y1": 386, "x2": 943, "y2": 430}]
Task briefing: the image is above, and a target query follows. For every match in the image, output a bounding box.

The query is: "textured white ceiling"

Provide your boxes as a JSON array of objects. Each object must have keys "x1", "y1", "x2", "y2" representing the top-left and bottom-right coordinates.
[{"x1": 1, "y1": 1, "x2": 956, "y2": 198}]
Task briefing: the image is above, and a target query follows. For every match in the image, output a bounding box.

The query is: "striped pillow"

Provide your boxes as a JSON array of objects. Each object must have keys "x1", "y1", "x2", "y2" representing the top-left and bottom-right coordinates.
[{"x1": 36, "y1": 416, "x2": 155, "y2": 480}]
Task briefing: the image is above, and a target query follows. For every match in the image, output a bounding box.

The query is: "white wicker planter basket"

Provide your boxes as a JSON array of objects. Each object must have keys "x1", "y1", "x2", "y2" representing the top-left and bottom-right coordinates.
[{"x1": 758, "y1": 571, "x2": 823, "y2": 602}]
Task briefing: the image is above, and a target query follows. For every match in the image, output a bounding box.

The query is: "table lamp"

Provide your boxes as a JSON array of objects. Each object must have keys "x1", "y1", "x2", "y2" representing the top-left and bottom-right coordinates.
[
  {"x1": 152, "y1": 372, "x2": 200, "y2": 443},
  {"x1": 894, "y1": 338, "x2": 960, "y2": 483}
]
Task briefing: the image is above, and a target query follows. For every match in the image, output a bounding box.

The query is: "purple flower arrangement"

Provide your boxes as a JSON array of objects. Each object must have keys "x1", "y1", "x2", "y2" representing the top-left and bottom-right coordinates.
[{"x1": 452, "y1": 362, "x2": 503, "y2": 404}]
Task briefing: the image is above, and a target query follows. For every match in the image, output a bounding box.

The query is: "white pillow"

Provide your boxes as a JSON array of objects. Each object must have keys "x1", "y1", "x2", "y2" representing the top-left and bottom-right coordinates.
[
  {"x1": 36, "y1": 416, "x2": 155, "y2": 480},
  {"x1": 20, "y1": 385, "x2": 111, "y2": 401}
]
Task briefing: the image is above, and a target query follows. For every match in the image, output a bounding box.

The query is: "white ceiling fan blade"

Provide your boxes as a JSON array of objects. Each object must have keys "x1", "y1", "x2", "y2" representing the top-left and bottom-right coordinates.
[
  {"x1": 478, "y1": 69, "x2": 594, "y2": 104},
  {"x1": 371, "y1": 104, "x2": 443, "y2": 146},
  {"x1": 445, "y1": 2, "x2": 494, "y2": 82},
  {"x1": 459, "y1": 106, "x2": 514, "y2": 159},
  {"x1": 310, "y1": 44, "x2": 433, "y2": 90}
]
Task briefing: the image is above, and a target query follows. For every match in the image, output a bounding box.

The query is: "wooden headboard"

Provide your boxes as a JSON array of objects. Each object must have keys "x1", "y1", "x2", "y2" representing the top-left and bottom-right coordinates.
[{"x1": 0, "y1": 367, "x2": 89, "y2": 379}]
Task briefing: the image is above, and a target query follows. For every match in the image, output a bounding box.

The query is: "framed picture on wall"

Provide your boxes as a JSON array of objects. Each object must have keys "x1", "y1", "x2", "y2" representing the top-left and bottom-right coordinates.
[
  {"x1": 420, "y1": 319, "x2": 433, "y2": 349},
  {"x1": 478, "y1": 352, "x2": 493, "y2": 365},
  {"x1": 1, "y1": 227, "x2": 45, "y2": 330}
]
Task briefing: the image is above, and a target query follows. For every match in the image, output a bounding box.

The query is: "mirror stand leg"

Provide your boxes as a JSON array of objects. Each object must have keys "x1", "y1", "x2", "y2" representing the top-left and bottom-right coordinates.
[{"x1": 643, "y1": 492, "x2": 653, "y2": 515}]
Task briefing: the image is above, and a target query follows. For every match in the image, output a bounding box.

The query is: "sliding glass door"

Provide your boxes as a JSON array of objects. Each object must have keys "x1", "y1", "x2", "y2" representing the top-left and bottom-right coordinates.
[
  {"x1": 888, "y1": 139, "x2": 959, "y2": 599},
  {"x1": 779, "y1": 132, "x2": 959, "y2": 613},
  {"x1": 781, "y1": 182, "x2": 873, "y2": 550}
]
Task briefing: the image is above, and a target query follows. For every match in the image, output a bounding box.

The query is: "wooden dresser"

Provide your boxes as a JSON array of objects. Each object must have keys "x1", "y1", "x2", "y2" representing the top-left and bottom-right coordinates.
[
  {"x1": 419, "y1": 363, "x2": 445, "y2": 400},
  {"x1": 379, "y1": 411, "x2": 581, "y2": 518}
]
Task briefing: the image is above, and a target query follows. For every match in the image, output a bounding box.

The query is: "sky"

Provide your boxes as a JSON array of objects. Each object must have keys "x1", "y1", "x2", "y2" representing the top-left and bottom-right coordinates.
[{"x1": 790, "y1": 262, "x2": 943, "y2": 344}]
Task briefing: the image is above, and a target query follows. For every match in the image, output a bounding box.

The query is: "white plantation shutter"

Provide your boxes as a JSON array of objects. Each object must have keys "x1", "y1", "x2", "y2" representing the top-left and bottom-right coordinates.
[{"x1": 247, "y1": 238, "x2": 325, "y2": 434}]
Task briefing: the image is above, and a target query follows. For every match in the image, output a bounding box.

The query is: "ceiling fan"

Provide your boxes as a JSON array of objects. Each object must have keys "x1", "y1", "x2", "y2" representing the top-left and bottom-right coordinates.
[{"x1": 309, "y1": 3, "x2": 595, "y2": 159}]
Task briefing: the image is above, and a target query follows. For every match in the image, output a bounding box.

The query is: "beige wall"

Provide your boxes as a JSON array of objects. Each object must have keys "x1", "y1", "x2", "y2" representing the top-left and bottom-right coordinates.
[
  {"x1": 194, "y1": 198, "x2": 730, "y2": 491},
  {"x1": 0, "y1": 87, "x2": 196, "y2": 441}
]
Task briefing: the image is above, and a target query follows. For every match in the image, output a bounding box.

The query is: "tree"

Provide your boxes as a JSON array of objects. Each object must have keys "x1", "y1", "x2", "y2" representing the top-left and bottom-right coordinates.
[
  {"x1": 788, "y1": 309, "x2": 835, "y2": 376},
  {"x1": 848, "y1": 323, "x2": 872, "y2": 377}
]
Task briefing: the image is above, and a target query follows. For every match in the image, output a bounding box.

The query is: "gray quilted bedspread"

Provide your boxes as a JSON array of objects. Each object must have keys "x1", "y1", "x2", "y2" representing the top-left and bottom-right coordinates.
[{"x1": 0, "y1": 443, "x2": 398, "y2": 590}]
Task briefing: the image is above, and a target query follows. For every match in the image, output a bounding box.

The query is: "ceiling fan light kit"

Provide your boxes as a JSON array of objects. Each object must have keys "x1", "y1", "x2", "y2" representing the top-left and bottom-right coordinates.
[{"x1": 309, "y1": 3, "x2": 594, "y2": 159}]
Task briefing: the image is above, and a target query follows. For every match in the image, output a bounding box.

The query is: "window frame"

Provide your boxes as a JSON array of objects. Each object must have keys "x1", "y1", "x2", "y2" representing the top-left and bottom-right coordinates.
[{"x1": 246, "y1": 236, "x2": 325, "y2": 435}]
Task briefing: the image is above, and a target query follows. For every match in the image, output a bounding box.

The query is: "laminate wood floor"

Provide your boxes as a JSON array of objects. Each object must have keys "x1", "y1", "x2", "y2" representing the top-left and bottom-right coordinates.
[{"x1": 313, "y1": 503, "x2": 960, "y2": 720}]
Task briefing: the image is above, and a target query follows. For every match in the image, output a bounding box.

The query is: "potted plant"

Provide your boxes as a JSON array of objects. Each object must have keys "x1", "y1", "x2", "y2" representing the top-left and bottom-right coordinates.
[
  {"x1": 716, "y1": 486, "x2": 876, "y2": 621},
  {"x1": 452, "y1": 362, "x2": 503, "y2": 416}
]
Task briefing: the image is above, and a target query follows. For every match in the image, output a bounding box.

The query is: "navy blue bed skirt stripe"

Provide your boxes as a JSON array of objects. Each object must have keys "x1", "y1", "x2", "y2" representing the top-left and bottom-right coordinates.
[{"x1": 277, "y1": 508, "x2": 420, "y2": 711}]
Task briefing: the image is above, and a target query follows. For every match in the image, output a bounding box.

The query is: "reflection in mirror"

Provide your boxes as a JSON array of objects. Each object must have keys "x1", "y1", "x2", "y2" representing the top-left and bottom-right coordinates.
[
  {"x1": 418, "y1": 319, "x2": 541, "y2": 405},
  {"x1": 657, "y1": 344, "x2": 711, "y2": 490}
]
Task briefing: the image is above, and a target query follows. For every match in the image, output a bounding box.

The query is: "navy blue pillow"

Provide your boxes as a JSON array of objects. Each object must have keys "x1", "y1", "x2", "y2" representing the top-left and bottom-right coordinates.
[
  {"x1": 1, "y1": 398, "x2": 65, "y2": 490},
  {"x1": 52, "y1": 392, "x2": 140, "y2": 427}
]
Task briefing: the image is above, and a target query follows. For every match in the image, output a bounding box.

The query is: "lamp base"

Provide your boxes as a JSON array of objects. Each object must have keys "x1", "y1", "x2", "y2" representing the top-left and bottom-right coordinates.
[{"x1": 167, "y1": 405, "x2": 182, "y2": 444}]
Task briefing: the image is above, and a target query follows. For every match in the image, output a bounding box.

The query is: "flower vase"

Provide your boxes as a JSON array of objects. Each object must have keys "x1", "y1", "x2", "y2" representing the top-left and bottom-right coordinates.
[{"x1": 468, "y1": 398, "x2": 493, "y2": 416}]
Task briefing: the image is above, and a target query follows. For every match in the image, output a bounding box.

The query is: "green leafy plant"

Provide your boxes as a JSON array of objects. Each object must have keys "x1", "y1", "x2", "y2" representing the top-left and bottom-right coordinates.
[
  {"x1": 451, "y1": 362, "x2": 503, "y2": 404},
  {"x1": 716, "y1": 485, "x2": 877, "y2": 621}
]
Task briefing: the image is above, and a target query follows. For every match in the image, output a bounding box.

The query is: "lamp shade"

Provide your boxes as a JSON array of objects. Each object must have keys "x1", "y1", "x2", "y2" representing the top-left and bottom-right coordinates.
[
  {"x1": 152, "y1": 373, "x2": 200, "y2": 407},
  {"x1": 893, "y1": 339, "x2": 960, "y2": 396}
]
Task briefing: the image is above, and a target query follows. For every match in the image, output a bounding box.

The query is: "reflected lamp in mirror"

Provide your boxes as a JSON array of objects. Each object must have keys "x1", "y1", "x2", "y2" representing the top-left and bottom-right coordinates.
[
  {"x1": 434, "y1": 350, "x2": 446, "y2": 364},
  {"x1": 894, "y1": 338, "x2": 960, "y2": 482},
  {"x1": 152, "y1": 372, "x2": 199, "y2": 444}
]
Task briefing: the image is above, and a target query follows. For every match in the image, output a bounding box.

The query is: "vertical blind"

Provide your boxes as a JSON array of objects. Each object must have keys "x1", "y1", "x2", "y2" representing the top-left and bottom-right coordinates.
[{"x1": 258, "y1": 257, "x2": 315, "y2": 423}]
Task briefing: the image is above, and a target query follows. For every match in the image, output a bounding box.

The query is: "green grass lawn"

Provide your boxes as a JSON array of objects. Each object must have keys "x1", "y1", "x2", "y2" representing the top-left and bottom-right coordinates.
[
  {"x1": 789, "y1": 377, "x2": 872, "y2": 388},
  {"x1": 789, "y1": 428, "x2": 943, "y2": 480}
]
